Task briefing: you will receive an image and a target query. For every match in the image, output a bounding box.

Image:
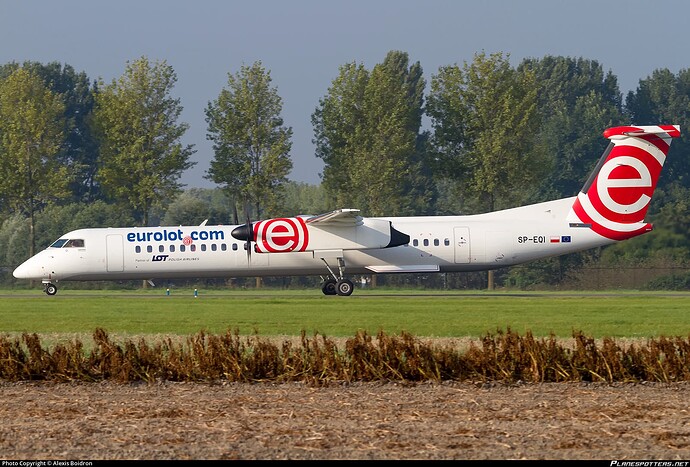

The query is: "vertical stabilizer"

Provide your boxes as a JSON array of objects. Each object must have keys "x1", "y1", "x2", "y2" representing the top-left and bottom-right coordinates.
[{"x1": 568, "y1": 125, "x2": 680, "y2": 241}]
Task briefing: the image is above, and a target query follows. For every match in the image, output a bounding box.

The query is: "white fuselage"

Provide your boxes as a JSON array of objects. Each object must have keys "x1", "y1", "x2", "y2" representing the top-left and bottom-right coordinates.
[
  {"x1": 12, "y1": 124, "x2": 679, "y2": 296},
  {"x1": 13, "y1": 196, "x2": 615, "y2": 283}
]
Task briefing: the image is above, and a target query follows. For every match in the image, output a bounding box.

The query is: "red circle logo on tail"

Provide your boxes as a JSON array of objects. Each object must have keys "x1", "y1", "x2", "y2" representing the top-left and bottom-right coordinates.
[{"x1": 572, "y1": 144, "x2": 663, "y2": 240}]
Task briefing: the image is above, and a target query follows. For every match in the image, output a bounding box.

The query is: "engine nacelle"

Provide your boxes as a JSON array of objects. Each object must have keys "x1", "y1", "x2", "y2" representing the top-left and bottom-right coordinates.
[{"x1": 231, "y1": 216, "x2": 409, "y2": 253}]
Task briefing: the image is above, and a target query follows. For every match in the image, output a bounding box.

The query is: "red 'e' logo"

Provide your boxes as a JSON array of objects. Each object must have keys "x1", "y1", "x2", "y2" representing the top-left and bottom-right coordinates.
[
  {"x1": 572, "y1": 142, "x2": 665, "y2": 240},
  {"x1": 254, "y1": 217, "x2": 309, "y2": 253}
]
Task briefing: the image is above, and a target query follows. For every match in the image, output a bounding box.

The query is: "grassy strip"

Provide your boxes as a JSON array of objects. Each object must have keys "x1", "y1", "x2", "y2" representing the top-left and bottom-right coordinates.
[{"x1": 1, "y1": 290, "x2": 689, "y2": 338}]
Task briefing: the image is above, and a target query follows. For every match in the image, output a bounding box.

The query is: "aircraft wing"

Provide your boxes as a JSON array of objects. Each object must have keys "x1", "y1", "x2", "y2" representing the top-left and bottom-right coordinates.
[{"x1": 305, "y1": 209, "x2": 363, "y2": 227}]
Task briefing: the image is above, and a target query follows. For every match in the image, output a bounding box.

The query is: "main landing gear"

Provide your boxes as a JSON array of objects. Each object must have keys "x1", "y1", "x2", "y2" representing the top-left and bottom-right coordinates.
[
  {"x1": 319, "y1": 257, "x2": 354, "y2": 296},
  {"x1": 43, "y1": 282, "x2": 58, "y2": 296},
  {"x1": 321, "y1": 277, "x2": 354, "y2": 296}
]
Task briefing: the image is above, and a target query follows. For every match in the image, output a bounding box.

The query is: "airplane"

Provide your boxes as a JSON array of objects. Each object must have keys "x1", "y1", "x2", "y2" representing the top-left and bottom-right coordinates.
[{"x1": 13, "y1": 124, "x2": 680, "y2": 296}]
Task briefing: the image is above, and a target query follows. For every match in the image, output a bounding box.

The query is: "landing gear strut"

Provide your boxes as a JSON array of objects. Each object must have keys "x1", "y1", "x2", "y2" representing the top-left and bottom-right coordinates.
[
  {"x1": 43, "y1": 282, "x2": 57, "y2": 296},
  {"x1": 319, "y1": 257, "x2": 354, "y2": 296}
]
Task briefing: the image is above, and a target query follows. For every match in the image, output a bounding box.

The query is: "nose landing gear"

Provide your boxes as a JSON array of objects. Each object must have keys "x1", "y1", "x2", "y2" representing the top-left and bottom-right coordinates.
[{"x1": 43, "y1": 282, "x2": 58, "y2": 295}]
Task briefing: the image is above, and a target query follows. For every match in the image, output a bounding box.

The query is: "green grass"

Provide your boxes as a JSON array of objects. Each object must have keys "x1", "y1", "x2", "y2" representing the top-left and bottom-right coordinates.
[{"x1": 1, "y1": 287, "x2": 690, "y2": 339}]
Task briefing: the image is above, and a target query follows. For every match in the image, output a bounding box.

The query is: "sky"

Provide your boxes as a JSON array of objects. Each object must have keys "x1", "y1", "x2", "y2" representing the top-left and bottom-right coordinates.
[{"x1": 1, "y1": 0, "x2": 689, "y2": 189}]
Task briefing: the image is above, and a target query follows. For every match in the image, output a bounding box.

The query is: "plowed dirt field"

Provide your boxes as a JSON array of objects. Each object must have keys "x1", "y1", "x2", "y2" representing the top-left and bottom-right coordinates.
[{"x1": 1, "y1": 381, "x2": 689, "y2": 460}]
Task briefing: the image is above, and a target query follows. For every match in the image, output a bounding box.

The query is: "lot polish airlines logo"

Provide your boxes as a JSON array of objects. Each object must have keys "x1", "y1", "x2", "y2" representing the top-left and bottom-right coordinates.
[
  {"x1": 571, "y1": 134, "x2": 669, "y2": 241},
  {"x1": 254, "y1": 217, "x2": 309, "y2": 253}
]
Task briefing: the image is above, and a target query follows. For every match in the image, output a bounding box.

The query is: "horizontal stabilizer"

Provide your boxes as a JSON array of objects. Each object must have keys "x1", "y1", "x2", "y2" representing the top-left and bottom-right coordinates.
[{"x1": 603, "y1": 125, "x2": 680, "y2": 140}]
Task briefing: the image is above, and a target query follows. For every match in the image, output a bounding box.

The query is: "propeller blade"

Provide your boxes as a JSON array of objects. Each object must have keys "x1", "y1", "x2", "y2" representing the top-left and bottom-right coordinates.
[
  {"x1": 245, "y1": 213, "x2": 252, "y2": 265},
  {"x1": 230, "y1": 203, "x2": 254, "y2": 266}
]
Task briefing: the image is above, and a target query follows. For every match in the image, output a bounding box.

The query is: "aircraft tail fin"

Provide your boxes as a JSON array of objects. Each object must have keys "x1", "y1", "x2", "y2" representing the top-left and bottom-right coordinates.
[{"x1": 567, "y1": 125, "x2": 680, "y2": 240}]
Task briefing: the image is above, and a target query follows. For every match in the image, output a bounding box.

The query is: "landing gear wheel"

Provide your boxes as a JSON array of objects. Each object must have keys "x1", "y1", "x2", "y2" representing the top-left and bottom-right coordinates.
[
  {"x1": 321, "y1": 279, "x2": 337, "y2": 295},
  {"x1": 336, "y1": 279, "x2": 354, "y2": 296},
  {"x1": 44, "y1": 283, "x2": 57, "y2": 296}
]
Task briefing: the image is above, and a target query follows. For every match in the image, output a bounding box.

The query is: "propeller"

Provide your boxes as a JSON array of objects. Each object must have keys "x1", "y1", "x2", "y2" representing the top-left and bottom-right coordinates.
[
  {"x1": 244, "y1": 212, "x2": 252, "y2": 264},
  {"x1": 230, "y1": 203, "x2": 254, "y2": 265}
]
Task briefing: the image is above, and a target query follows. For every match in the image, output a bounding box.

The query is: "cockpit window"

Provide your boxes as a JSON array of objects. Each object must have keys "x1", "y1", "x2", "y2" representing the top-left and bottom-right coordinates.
[{"x1": 49, "y1": 239, "x2": 85, "y2": 248}]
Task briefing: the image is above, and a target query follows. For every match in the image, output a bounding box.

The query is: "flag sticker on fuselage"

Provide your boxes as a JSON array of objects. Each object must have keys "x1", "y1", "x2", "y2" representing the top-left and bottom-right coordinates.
[{"x1": 550, "y1": 236, "x2": 572, "y2": 244}]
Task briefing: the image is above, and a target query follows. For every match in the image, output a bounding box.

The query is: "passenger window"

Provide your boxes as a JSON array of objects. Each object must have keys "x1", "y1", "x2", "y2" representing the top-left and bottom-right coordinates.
[
  {"x1": 146, "y1": 245, "x2": 153, "y2": 253},
  {"x1": 211, "y1": 244, "x2": 217, "y2": 251},
  {"x1": 180, "y1": 245, "x2": 186, "y2": 252},
  {"x1": 412, "y1": 239, "x2": 418, "y2": 247},
  {"x1": 201, "y1": 244, "x2": 207, "y2": 252},
  {"x1": 190, "y1": 244, "x2": 196, "y2": 252},
  {"x1": 170, "y1": 245, "x2": 175, "y2": 252},
  {"x1": 222, "y1": 244, "x2": 227, "y2": 251},
  {"x1": 135, "y1": 245, "x2": 141, "y2": 253},
  {"x1": 423, "y1": 239, "x2": 429, "y2": 247},
  {"x1": 434, "y1": 239, "x2": 439, "y2": 246},
  {"x1": 444, "y1": 238, "x2": 450, "y2": 246},
  {"x1": 159, "y1": 245, "x2": 164, "y2": 253}
]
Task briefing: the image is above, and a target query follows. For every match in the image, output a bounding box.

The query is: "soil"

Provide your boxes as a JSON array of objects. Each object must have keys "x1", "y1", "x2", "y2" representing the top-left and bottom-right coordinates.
[{"x1": 1, "y1": 381, "x2": 689, "y2": 460}]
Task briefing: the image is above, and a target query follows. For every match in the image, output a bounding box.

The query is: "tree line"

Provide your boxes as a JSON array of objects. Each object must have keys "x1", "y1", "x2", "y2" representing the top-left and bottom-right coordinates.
[{"x1": 1, "y1": 51, "x2": 689, "y2": 289}]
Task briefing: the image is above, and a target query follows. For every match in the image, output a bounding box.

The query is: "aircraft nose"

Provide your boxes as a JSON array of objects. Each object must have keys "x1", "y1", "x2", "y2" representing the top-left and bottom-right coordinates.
[
  {"x1": 13, "y1": 262, "x2": 29, "y2": 279},
  {"x1": 13, "y1": 258, "x2": 40, "y2": 279}
]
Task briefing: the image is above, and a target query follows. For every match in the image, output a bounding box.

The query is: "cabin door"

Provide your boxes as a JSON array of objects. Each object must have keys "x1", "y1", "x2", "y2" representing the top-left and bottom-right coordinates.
[
  {"x1": 453, "y1": 227, "x2": 470, "y2": 264},
  {"x1": 106, "y1": 234, "x2": 124, "y2": 272}
]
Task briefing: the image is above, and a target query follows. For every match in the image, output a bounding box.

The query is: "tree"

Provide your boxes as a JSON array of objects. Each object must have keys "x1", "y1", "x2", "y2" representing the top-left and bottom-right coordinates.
[
  {"x1": 620, "y1": 70, "x2": 690, "y2": 272},
  {"x1": 93, "y1": 56, "x2": 196, "y2": 226},
  {"x1": 427, "y1": 52, "x2": 545, "y2": 213},
  {"x1": 205, "y1": 61, "x2": 293, "y2": 221},
  {"x1": 312, "y1": 61, "x2": 369, "y2": 208},
  {"x1": 626, "y1": 68, "x2": 690, "y2": 190},
  {"x1": 0, "y1": 67, "x2": 69, "y2": 257},
  {"x1": 518, "y1": 56, "x2": 624, "y2": 200},
  {"x1": 281, "y1": 181, "x2": 332, "y2": 217},
  {"x1": 0, "y1": 214, "x2": 30, "y2": 276},
  {"x1": 162, "y1": 188, "x2": 233, "y2": 226},
  {"x1": 312, "y1": 51, "x2": 431, "y2": 216},
  {"x1": 0, "y1": 61, "x2": 101, "y2": 202}
]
